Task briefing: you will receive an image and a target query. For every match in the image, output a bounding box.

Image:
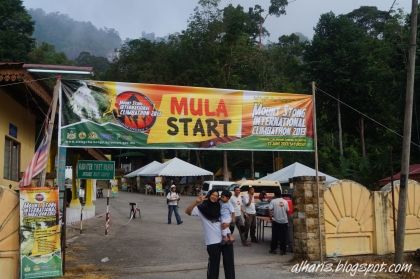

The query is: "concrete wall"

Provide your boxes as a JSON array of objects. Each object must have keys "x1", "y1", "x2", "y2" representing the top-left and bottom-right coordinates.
[
  {"x1": 292, "y1": 177, "x2": 420, "y2": 259},
  {"x1": 0, "y1": 90, "x2": 36, "y2": 189},
  {"x1": 324, "y1": 179, "x2": 420, "y2": 256}
]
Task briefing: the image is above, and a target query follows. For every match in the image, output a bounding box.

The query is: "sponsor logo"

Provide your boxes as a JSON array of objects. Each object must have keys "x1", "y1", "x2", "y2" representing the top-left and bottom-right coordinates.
[
  {"x1": 66, "y1": 130, "x2": 77, "y2": 140},
  {"x1": 35, "y1": 193, "x2": 44, "y2": 202},
  {"x1": 88, "y1": 132, "x2": 98, "y2": 139},
  {"x1": 78, "y1": 132, "x2": 87, "y2": 139},
  {"x1": 114, "y1": 91, "x2": 160, "y2": 132}
]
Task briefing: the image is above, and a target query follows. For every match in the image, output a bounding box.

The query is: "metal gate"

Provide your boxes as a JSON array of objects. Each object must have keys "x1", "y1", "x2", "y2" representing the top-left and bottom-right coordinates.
[
  {"x1": 0, "y1": 186, "x2": 19, "y2": 279},
  {"x1": 324, "y1": 180, "x2": 375, "y2": 256}
]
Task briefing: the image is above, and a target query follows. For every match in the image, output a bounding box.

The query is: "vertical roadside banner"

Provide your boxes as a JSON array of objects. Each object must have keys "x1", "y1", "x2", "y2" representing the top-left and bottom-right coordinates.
[
  {"x1": 155, "y1": 177, "x2": 163, "y2": 193},
  {"x1": 20, "y1": 187, "x2": 62, "y2": 279},
  {"x1": 59, "y1": 80, "x2": 313, "y2": 151}
]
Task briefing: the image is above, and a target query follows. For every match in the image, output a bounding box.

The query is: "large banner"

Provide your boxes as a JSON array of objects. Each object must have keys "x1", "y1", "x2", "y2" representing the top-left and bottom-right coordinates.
[
  {"x1": 59, "y1": 80, "x2": 313, "y2": 151},
  {"x1": 20, "y1": 187, "x2": 62, "y2": 279}
]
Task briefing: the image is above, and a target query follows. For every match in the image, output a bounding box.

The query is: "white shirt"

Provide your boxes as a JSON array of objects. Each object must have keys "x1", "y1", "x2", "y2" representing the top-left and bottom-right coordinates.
[
  {"x1": 269, "y1": 198, "x2": 289, "y2": 224},
  {"x1": 242, "y1": 194, "x2": 256, "y2": 214},
  {"x1": 192, "y1": 207, "x2": 222, "y2": 245},
  {"x1": 166, "y1": 192, "x2": 179, "y2": 206},
  {"x1": 229, "y1": 195, "x2": 242, "y2": 217}
]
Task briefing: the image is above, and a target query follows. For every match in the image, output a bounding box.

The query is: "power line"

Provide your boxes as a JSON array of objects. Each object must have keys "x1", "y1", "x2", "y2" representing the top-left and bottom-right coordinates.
[{"x1": 315, "y1": 86, "x2": 420, "y2": 149}]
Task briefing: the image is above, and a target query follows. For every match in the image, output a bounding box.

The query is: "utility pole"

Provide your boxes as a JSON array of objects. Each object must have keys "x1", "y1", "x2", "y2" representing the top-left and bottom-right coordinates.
[
  {"x1": 395, "y1": 0, "x2": 418, "y2": 264},
  {"x1": 223, "y1": 151, "x2": 229, "y2": 181}
]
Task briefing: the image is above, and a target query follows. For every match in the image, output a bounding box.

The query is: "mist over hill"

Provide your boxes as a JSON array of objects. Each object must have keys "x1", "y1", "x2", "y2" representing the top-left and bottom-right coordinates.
[{"x1": 29, "y1": 8, "x2": 122, "y2": 59}]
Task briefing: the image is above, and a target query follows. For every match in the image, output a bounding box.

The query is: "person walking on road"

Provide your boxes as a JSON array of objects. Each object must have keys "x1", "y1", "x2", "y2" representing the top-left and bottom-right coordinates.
[
  {"x1": 269, "y1": 190, "x2": 289, "y2": 255},
  {"x1": 167, "y1": 185, "x2": 183, "y2": 225},
  {"x1": 242, "y1": 187, "x2": 257, "y2": 243},
  {"x1": 185, "y1": 189, "x2": 235, "y2": 279},
  {"x1": 229, "y1": 186, "x2": 249, "y2": 246}
]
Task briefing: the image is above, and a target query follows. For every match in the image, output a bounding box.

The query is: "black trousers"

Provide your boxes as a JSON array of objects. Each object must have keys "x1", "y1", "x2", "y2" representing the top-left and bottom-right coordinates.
[
  {"x1": 206, "y1": 243, "x2": 235, "y2": 279},
  {"x1": 270, "y1": 221, "x2": 288, "y2": 253}
]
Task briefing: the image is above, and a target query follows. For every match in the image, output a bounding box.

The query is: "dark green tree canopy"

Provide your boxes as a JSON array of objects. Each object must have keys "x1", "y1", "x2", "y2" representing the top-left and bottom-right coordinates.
[{"x1": 0, "y1": 0, "x2": 34, "y2": 61}]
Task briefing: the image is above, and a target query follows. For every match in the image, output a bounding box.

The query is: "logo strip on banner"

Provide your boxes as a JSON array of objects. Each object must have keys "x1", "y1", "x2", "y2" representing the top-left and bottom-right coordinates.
[{"x1": 59, "y1": 80, "x2": 313, "y2": 151}]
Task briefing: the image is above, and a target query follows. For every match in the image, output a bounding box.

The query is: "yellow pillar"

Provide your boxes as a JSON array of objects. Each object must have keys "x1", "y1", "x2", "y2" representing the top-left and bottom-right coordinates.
[
  {"x1": 85, "y1": 179, "x2": 94, "y2": 208},
  {"x1": 70, "y1": 156, "x2": 81, "y2": 208}
]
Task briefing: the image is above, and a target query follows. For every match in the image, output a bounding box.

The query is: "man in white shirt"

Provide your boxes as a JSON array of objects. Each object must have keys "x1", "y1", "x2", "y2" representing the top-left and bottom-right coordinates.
[
  {"x1": 229, "y1": 186, "x2": 249, "y2": 246},
  {"x1": 268, "y1": 190, "x2": 289, "y2": 255},
  {"x1": 185, "y1": 190, "x2": 235, "y2": 279},
  {"x1": 242, "y1": 187, "x2": 257, "y2": 243}
]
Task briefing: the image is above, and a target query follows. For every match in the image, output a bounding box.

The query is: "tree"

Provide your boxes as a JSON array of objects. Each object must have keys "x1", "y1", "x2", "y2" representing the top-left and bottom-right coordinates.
[
  {"x1": 75, "y1": 51, "x2": 110, "y2": 79},
  {"x1": 248, "y1": 0, "x2": 288, "y2": 47},
  {"x1": 28, "y1": 42, "x2": 72, "y2": 65},
  {"x1": 305, "y1": 9, "x2": 407, "y2": 186},
  {"x1": 0, "y1": 0, "x2": 34, "y2": 61}
]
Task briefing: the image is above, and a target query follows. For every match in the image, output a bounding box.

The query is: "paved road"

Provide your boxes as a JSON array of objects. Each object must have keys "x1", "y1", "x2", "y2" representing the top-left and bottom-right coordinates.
[
  {"x1": 63, "y1": 192, "x2": 410, "y2": 279},
  {"x1": 64, "y1": 191, "x2": 297, "y2": 278}
]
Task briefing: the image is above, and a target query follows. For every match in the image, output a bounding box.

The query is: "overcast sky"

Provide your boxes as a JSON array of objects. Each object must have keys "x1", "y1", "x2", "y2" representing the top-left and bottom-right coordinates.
[{"x1": 22, "y1": 0, "x2": 411, "y2": 41}]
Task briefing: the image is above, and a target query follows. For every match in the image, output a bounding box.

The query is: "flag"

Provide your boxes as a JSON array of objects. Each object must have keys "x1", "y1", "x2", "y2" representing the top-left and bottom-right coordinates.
[{"x1": 19, "y1": 128, "x2": 50, "y2": 187}]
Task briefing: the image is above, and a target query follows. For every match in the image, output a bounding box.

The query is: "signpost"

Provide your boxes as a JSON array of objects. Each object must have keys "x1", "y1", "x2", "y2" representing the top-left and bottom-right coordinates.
[{"x1": 76, "y1": 160, "x2": 115, "y2": 180}]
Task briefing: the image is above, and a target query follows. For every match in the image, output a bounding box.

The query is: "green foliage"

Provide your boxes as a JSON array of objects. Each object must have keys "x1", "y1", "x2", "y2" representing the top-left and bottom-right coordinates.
[
  {"x1": 305, "y1": 8, "x2": 408, "y2": 186},
  {"x1": 28, "y1": 42, "x2": 72, "y2": 65},
  {"x1": 74, "y1": 52, "x2": 110, "y2": 79},
  {"x1": 29, "y1": 8, "x2": 122, "y2": 59},
  {"x1": 83, "y1": 2, "x2": 419, "y2": 185},
  {"x1": 0, "y1": 0, "x2": 34, "y2": 61}
]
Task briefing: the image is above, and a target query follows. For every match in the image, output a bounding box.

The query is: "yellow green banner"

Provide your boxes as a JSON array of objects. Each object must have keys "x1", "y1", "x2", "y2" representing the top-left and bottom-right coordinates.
[
  {"x1": 20, "y1": 187, "x2": 62, "y2": 279},
  {"x1": 60, "y1": 80, "x2": 313, "y2": 151}
]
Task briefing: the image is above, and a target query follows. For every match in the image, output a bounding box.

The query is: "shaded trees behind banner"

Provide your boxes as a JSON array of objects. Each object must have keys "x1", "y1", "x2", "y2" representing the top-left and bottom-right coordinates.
[
  {"x1": 104, "y1": 2, "x2": 416, "y2": 187},
  {"x1": 8, "y1": 0, "x2": 419, "y2": 186}
]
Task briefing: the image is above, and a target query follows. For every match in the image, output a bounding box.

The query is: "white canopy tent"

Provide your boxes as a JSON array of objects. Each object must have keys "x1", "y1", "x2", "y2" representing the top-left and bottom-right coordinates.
[
  {"x1": 124, "y1": 161, "x2": 163, "y2": 178},
  {"x1": 259, "y1": 162, "x2": 338, "y2": 184},
  {"x1": 126, "y1": 157, "x2": 213, "y2": 177},
  {"x1": 152, "y1": 157, "x2": 213, "y2": 177}
]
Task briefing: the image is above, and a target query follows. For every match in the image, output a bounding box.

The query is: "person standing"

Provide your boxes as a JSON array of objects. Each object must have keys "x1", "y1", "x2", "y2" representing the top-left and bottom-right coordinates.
[
  {"x1": 269, "y1": 190, "x2": 289, "y2": 255},
  {"x1": 229, "y1": 186, "x2": 249, "y2": 246},
  {"x1": 167, "y1": 185, "x2": 183, "y2": 225},
  {"x1": 242, "y1": 187, "x2": 257, "y2": 243},
  {"x1": 185, "y1": 189, "x2": 235, "y2": 279}
]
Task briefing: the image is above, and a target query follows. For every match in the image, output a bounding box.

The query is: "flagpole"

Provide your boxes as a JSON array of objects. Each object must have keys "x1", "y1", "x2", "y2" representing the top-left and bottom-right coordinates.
[
  {"x1": 312, "y1": 81, "x2": 323, "y2": 262},
  {"x1": 40, "y1": 77, "x2": 61, "y2": 186}
]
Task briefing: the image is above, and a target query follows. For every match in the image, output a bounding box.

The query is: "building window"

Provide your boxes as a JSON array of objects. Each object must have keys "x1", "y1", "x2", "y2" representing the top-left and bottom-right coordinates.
[{"x1": 4, "y1": 137, "x2": 20, "y2": 181}]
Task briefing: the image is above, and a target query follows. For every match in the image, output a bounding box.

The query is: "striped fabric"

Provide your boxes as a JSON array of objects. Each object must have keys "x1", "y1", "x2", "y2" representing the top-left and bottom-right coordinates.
[{"x1": 19, "y1": 131, "x2": 49, "y2": 187}]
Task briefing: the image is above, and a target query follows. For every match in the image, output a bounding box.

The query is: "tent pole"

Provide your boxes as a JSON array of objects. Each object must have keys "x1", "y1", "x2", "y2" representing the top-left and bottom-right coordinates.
[{"x1": 312, "y1": 81, "x2": 323, "y2": 261}]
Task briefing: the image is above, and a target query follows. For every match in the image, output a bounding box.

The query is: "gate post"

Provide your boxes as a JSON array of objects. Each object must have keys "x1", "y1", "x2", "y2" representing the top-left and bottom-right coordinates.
[{"x1": 292, "y1": 176, "x2": 326, "y2": 261}]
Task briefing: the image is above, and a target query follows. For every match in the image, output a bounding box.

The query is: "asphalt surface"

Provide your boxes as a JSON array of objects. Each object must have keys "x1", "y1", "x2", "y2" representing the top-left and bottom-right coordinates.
[
  {"x1": 63, "y1": 192, "x2": 416, "y2": 279},
  {"x1": 63, "y1": 192, "x2": 298, "y2": 278}
]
